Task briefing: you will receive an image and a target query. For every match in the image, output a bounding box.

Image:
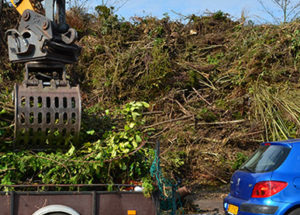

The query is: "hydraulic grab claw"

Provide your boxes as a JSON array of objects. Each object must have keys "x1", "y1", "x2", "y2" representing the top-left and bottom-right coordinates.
[{"x1": 7, "y1": 0, "x2": 82, "y2": 145}]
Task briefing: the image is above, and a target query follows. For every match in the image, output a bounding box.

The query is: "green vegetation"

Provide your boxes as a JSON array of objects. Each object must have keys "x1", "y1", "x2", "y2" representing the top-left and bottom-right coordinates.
[
  {"x1": 232, "y1": 152, "x2": 248, "y2": 170},
  {"x1": 0, "y1": 101, "x2": 153, "y2": 190},
  {"x1": 1, "y1": 3, "x2": 300, "y2": 190}
]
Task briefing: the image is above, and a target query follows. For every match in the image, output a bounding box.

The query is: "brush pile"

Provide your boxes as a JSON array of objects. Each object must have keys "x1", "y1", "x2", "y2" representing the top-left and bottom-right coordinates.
[{"x1": 1, "y1": 3, "x2": 300, "y2": 188}]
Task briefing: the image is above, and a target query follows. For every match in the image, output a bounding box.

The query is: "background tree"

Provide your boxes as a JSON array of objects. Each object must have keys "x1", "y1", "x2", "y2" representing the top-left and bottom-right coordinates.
[{"x1": 258, "y1": 0, "x2": 300, "y2": 23}]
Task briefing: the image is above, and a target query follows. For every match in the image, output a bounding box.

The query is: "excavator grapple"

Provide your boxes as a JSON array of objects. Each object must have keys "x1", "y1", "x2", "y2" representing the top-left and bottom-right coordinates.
[
  {"x1": 6, "y1": 0, "x2": 81, "y2": 144},
  {"x1": 14, "y1": 63, "x2": 81, "y2": 144}
]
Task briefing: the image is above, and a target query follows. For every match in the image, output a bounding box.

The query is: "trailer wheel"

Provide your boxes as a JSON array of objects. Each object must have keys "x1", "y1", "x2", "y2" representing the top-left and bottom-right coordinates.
[
  {"x1": 32, "y1": 205, "x2": 80, "y2": 215},
  {"x1": 47, "y1": 213, "x2": 68, "y2": 215}
]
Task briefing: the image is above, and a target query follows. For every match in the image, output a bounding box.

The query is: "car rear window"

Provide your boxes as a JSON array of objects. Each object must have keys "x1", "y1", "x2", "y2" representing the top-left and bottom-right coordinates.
[{"x1": 240, "y1": 145, "x2": 291, "y2": 173}]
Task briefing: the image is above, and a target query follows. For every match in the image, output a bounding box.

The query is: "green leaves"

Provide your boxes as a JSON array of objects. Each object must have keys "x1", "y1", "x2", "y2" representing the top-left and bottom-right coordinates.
[
  {"x1": 0, "y1": 101, "x2": 152, "y2": 191},
  {"x1": 90, "y1": 101, "x2": 148, "y2": 159},
  {"x1": 0, "y1": 109, "x2": 6, "y2": 115},
  {"x1": 86, "y1": 130, "x2": 96, "y2": 135},
  {"x1": 66, "y1": 145, "x2": 76, "y2": 157}
]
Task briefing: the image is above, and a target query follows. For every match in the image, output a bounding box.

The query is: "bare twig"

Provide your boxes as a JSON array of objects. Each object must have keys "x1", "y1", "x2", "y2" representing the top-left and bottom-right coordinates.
[
  {"x1": 160, "y1": 138, "x2": 177, "y2": 156},
  {"x1": 0, "y1": 124, "x2": 13, "y2": 130},
  {"x1": 0, "y1": 101, "x2": 14, "y2": 109},
  {"x1": 199, "y1": 44, "x2": 224, "y2": 51},
  {"x1": 143, "y1": 115, "x2": 193, "y2": 129},
  {"x1": 0, "y1": 168, "x2": 16, "y2": 173},
  {"x1": 150, "y1": 126, "x2": 169, "y2": 138},
  {"x1": 170, "y1": 10, "x2": 189, "y2": 19},
  {"x1": 175, "y1": 100, "x2": 190, "y2": 116},
  {"x1": 201, "y1": 137, "x2": 222, "y2": 144},
  {"x1": 193, "y1": 119, "x2": 246, "y2": 126},
  {"x1": 257, "y1": 0, "x2": 300, "y2": 23},
  {"x1": 202, "y1": 168, "x2": 227, "y2": 184},
  {"x1": 199, "y1": 151, "x2": 219, "y2": 157},
  {"x1": 192, "y1": 87, "x2": 212, "y2": 106}
]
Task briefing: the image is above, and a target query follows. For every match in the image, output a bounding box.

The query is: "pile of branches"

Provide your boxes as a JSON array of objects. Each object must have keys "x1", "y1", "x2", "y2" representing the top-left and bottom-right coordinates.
[
  {"x1": 1, "y1": 4, "x2": 300, "y2": 187},
  {"x1": 74, "y1": 9, "x2": 300, "y2": 185}
]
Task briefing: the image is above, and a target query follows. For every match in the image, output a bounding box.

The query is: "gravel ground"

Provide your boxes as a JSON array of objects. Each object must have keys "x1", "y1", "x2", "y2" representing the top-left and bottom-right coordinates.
[
  {"x1": 182, "y1": 185, "x2": 229, "y2": 215},
  {"x1": 187, "y1": 199, "x2": 224, "y2": 215}
]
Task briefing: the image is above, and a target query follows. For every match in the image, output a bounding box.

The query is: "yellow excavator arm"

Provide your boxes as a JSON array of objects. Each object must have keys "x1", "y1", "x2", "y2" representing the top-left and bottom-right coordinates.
[{"x1": 10, "y1": 0, "x2": 34, "y2": 15}]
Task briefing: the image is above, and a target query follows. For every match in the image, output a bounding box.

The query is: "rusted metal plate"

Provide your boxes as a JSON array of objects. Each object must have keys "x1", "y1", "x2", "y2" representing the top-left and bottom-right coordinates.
[
  {"x1": 99, "y1": 193, "x2": 156, "y2": 215},
  {"x1": 0, "y1": 195, "x2": 10, "y2": 214},
  {"x1": 14, "y1": 83, "x2": 81, "y2": 145}
]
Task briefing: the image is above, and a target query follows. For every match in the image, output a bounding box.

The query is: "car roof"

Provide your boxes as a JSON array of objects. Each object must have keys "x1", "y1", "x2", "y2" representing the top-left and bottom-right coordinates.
[{"x1": 262, "y1": 139, "x2": 300, "y2": 147}]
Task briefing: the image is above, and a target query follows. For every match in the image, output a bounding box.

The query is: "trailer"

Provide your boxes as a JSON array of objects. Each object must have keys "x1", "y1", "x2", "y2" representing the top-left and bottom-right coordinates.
[{"x1": 0, "y1": 185, "x2": 158, "y2": 215}]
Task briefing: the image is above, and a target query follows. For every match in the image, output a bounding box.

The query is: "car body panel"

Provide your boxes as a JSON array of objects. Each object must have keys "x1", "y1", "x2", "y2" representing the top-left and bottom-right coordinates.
[
  {"x1": 224, "y1": 194, "x2": 291, "y2": 215},
  {"x1": 224, "y1": 139, "x2": 300, "y2": 215},
  {"x1": 230, "y1": 171, "x2": 272, "y2": 200},
  {"x1": 270, "y1": 143, "x2": 300, "y2": 204}
]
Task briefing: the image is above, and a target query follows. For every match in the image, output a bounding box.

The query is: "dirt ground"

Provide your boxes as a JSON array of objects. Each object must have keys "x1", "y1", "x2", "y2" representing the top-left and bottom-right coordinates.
[{"x1": 183, "y1": 185, "x2": 229, "y2": 214}]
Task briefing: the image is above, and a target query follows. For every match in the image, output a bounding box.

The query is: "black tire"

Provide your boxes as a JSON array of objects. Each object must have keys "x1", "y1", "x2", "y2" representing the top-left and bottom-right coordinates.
[{"x1": 288, "y1": 208, "x2": 300, "y2": 215}]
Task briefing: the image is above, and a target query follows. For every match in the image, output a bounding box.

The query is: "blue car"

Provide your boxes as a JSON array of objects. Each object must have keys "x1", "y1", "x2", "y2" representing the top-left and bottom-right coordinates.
[{"x1": 224, "y1": 139, "x2": 300, "y2": 215}]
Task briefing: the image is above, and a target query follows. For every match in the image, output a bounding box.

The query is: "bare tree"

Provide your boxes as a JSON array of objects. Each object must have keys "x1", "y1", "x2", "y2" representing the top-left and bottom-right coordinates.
[
  {"x1": 258, "y1": 0, "x2": 300, "y2": 23},
  {"x1": 66, "y1": 0, "x2": 88, "y2": 9}
]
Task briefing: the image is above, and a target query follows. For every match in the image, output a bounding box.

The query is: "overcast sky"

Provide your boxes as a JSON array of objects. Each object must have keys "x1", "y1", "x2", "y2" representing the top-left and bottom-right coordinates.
[{"x1": 88, "y1": 0, "x2": 284, "y2": 23}]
